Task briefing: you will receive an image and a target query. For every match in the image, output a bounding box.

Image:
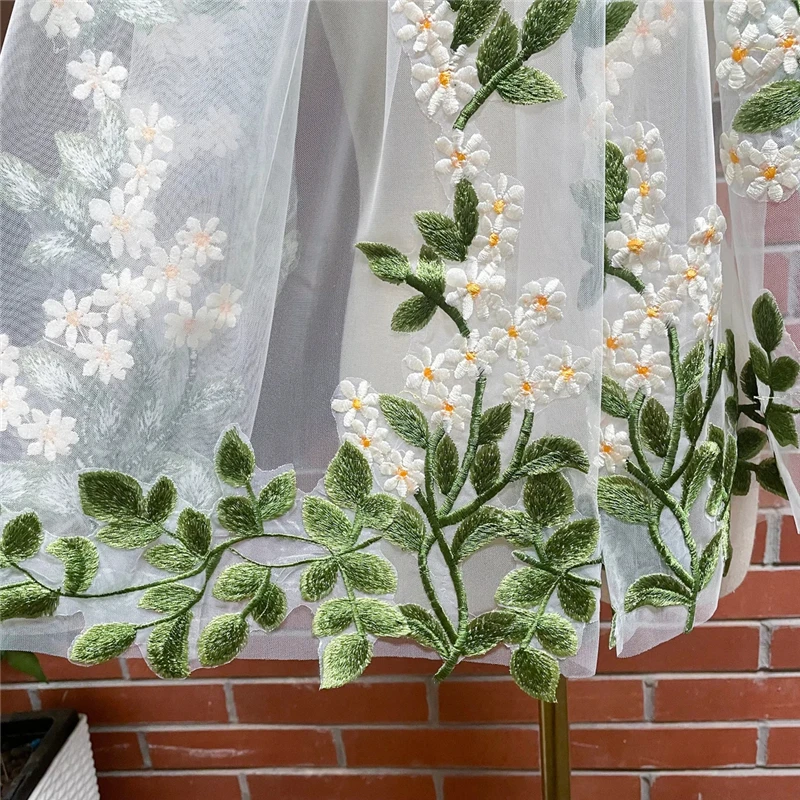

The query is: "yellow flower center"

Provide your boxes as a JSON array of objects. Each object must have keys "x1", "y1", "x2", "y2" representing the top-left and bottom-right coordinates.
[
  {"x1": 507, "y1": 325, "x2": 518, "y2": 339},
  {"x1": 636, "y1": 363, "x2": 651, "y2": 376},
  {"x1": 535, "y1": 294, "x2": 549, "y2": 308},
  {"x1": 442, "y1": 401, "x2": 455, "y2": 414},
  {"x1": 763, "y1": 165, "x2": 778, "y2": 181},
  {"x1": 685, "y1": 267, "x2": 698, "y2": 280},
  {"x1": 397, "y1": 467, "x2": 409, "y2": 478},
  {"x1": 164, "y1": 263, "x2": 179, "y2": 280},
  {"x1": 729, "y1": 148, "x2": 740, "y2": 164},
  {"x1": 194, "y1": 232, "x2": 212, "y2": 249},
  {"x1": 466, "y1": 282, "x2": 481, "y2": 296},
  {"x1": 782, "y1": 35, "x2": 797, "y2": 49},
  {"x1": 438, "y1": 71, "x2": 451, "y2": 87},
  {"x1": 707, "y1": 311, "x2": 715, "y2": 324},
  {"x1": 660, "y1": 1, "x2": 675, "y2": 20},
  {"x1": 627, "y1": 237, "x2": 645, "y2": 254},
  {"x1": 423, "y1": 367, "x2": 435, "y2": 380},
  {"x1": 420, "y1": 15, "x2": 432, "y2": 29},
  {"x1": 65, "y1": 310, "x2": 81, "y2": 327},
  {"x1": 703, "y1": 226, "x2": 717, "y2": 245},
  {"x1": 646, "y1": 305, "x2": 659, "y2": 318},
  {"x1": 99, "y1": 346, "x2": 112, "y2": 364},
  {"x1": 521, "y1": 381, "x2": 532, "y2": 393},
  {"x1": 451, "y1": 150, "x2": 468, "y2": 166},
  {"x1": 111, "y1": 215, "x2": 131, "y2": 233},
  {"x1": 488, "y1": 232, "x2": 500, "y2": 247},
  {"x1": 465, "y1": 350, "x2": 476, "y2": 362},
  {"x1": 635, "y1": 147, "x2": 647, "y2": 163},
  {"x1": 360, "y1": 436, "x2": 371, "y2": 449},
  {"x1": 560, "y1": 365, "x2": 575, "y2": 381},
  {"x1": 142, "y1": 125, "x2": 157, "y2": 142},
  {"x1": 731, "y1": 45, "x2": 748, "y2": 63},
  {"x1": 606, "y1": 336, "x2": 618, "y2": 350},
  {"x1": 639, "y1": 181, "x2": 650, "y2": 197},
  {"x1": 136, "y1": 164, "x2": 148, "y2": 177},
  {"x1": 601, "y1": 441, "x2": 614, "y2": 454},
  {"x1": 351, "y1": 397, "x2": 362, "y2": 410},
  {"x1": 493, "y1": 199, "x2": 506, "y2": 214}
]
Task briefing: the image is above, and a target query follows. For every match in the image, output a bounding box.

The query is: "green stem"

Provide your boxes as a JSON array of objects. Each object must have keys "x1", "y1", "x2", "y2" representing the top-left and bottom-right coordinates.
[
  {"x1": 241, "y1": 569, "x2": 272, "y2": 620},
  {"x1": 339, "y1": 561, "x2": 366, "y2": 636},
  {"x1": 417, "y1": 534, "x2": 457, "y2": 644},
  {"x1": 605, "y1": 262, "x2": 646, "y2": 293},
  {"x1": 405, "y1": 274, "x2": 470, "y2": 338},
  {"x1": 660, "y1": 326, "x2": 685, "y2": 479},
  {"x1": 453, "y1": 55, "x2": 525, "y2": 131}
]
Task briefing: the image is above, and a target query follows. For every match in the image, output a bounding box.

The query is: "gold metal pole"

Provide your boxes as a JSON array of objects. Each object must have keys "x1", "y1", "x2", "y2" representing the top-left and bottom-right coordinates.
[{"x1": 538, "y1": 676, "x2": 571, "y2": 800}]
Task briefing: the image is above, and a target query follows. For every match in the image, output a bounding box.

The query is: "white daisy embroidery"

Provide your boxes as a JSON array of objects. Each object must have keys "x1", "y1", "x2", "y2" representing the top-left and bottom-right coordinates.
[
  {"x1": 17, "y1": 408, "x2": 79, "y2": 461},
  {"x1": 164, "y1": 302, "x2": 215, "y2": 349},
  {"x1": 126, "y1": 103, "x2": 176, "y2": 153},
  {"x1": 693, "y1": 278, "x2": 722, "y2": 338},
  {"x1": 623, "y1": 284, "x2": 681, "y2": 338},
  {"x1": 31, "y1": 0, "x2": 94, "y2": 39},
  {"x1": 119, "y1": 144, "x2": 168, "y2": 199},
  {"x1": 603, "y1": 318, "x2": 635, "y2": 368},
  {"x1": 343, "y1": 418, "x2": 391, "y2": 463},
  {"x1": 89, "y1": 188, "x2": 156, "y2": 260},
  {"x1": 381, "y1": 450, "x2": 425, "y2": 497},
  {"x1": 720, "y1": 130, "x2": 747, "y2": 191},
  {"x1": 624, "y1": 168, "x2": 666, "y2": 216},
  {"x1": 74, "y1": 329, "x2": 134, "y2": 384},
  {"x1": 761, "y1": 7, "x2": 800, "y2": 77},
  {"x1": 666, "y1": 252, "x2": 712, "y2": 302},
  {"x1": 0, "y1": 378, "x2": 29, "y2": 432},
  {"x1": 331, "y1": 380, "x2": 380, "y2": 427},
  {"x1": 444, "y1": 331, "x2": 498, "y2": 380},
  {"x1": 176, "y1": 217, "x2": 227, "y2": 267},
  {"x1": 615, "y1": 343, "x2": 672, "y2": 394},
  {"x1": 491, "y1": 306, "x2": 538, "y2": 360},
  {"x1": 519, "y1": 279, "x2": 566, "y2": 325},
  {"x1": 476, "y1": 174, "x2": 524, "y2": 229},
  {"x1": 145, "y1": 246, "x2": 200, "y2": 300},
  {"x1": 605, "y1": 213, "x2": 669, "y2": 274},
  {"x1": 716, "y1": 24, "x2": 767, "y2": 90},
  {"x1": 93, "y1": 269, "x2": 155, "y2": 326},
  {"x1": 742, "y1": 139, "x2": 800, "y2": 202},
  {"x1": 605, "y1": 42, "x2": 635, "y2": 97},
  {"x1": 67, "y1": 50, "x2": 128, "y2": 110},
  {"x1": 411, "y1": 46, "x2": 478, "y2": 117},
  {"x1": 621, "y1": 123, "x2": 665, "y2": 175},
  {"x1": 0, "y1": 335, "x2": 20, "y2": 378},
  {"x1": 43, "y1": 290, "x2": 102, "y2": 349},
  {"x1": 393, "y1": 0, "x2": 454, "y2": 53},
  {"x1": 473, "y1": 215, "x2": 518, "y2": 264},
  {"x1": 687, "y1": 206, "x2": 727, "y2": 253},
  {"x1": 596, "y1": 424, "x2": 632, "y2": 472},
  {"x1": 628, "y1": 7, "x2": 668, "y2": 60},
  {"x1": 423, "y1": 383, "x2": 471, "y2": 432},
  {"x1": 544, "y1": 345, "x2": 592, "y2": 398},
  {"x1": 445, "y1": 258, "x2": 505, "y2": 320},
  {"x1": 503, "y1": 361, "x2": 551, "y2": 411},
  {"x1": 727, "y1": 0, "x2": 765, "y2": 25},
  {"x1": 434, "y1": 131, "x2": 490, "y2": 184},
  {"x1": 205, "y1": 284, "x2": 243, "y2": 329},
  {"x1": 404, "y1": 346, "x2": 450, "y2": 398},
  {"x1": 196, "y1": 106, "x2": 242, "y2": 159}
]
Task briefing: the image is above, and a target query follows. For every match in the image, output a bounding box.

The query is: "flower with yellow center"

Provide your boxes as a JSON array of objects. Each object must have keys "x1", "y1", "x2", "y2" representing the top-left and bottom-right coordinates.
[
  {"x1": 331, "y1": 379, "x2": 380, "y2": 427},
  {"x1": 405, "y1": 346, "x2": 450, "y2": 397}
]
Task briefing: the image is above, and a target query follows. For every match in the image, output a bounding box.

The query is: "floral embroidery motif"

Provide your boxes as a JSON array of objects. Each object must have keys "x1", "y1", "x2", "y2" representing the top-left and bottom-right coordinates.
[{"x1": 30, "y1": 0, "x2": 94, "y2": 39}]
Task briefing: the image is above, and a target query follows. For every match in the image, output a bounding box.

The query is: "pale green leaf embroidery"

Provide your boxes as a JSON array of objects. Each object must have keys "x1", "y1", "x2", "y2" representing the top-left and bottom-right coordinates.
[
  {"x1": 605, "y1": 0, "x2": 636, "y2": 44},
  {"x1": 147, "y1": 613, "x2": 191, "y2": 679},
  {"x1": 70, "y1": 623, "x2": 137, "y2": 665},
  {"x1": 215, "y1": 428, "x2": 256, "y2": 487},
  {"x1": 2, "y1": 513, "x2": 43, "y2": 563},
  {"x1": 0, "y1": 154, "x2": 47, "y2": 213},
  {"x1": 732, "y1": 79, "x2": 800, "y2": 134},
  {"x1": 510, "y1": 646, "x2": 560, "y2": 701},
  {"x1": 325, "y1": 442, "x2": 372, "y2": 509},
  {"x1": 198, "y1": 614, "x2": 249, "y2": 667},
  {"x1": 257, "y1": 471, "x2": 297, "y2": 520},
  {"x1": 321, "y1": 633, "x2": 372, "y2": 689},
  {"x1": 46, "y1": 538, "x2": 99, "y2": 594}
]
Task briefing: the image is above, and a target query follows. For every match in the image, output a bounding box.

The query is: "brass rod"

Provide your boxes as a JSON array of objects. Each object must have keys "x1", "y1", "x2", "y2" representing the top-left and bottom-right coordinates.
[{"x1": 538, "y1": 676, "x2": 571, "y2": 800}]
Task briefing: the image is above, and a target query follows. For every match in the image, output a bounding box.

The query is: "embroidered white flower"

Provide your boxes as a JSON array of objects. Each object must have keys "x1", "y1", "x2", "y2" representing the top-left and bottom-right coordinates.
[
  {"x1": 688, "y1": 206, "x2": 727, "y2": 253},
  {"x1": 648, "y1": 0, "x2": 682, "y2": 39},
  {"x1": 603, "y1": 318, "x2": 635, "y2": 368},
  {"x1": 519, "y1": 279, "x2": 566, "y2": 326},
  {"x1": 17, "y1": 408, "x2": 78, "y2": 461},
  {"x1": 331, "y1": 379, "x2": 380, "y2": 427},
  {"x1": 164, "y1": 302, "x2": 215, "y2": 349},
  {"x1": 693, "y1": 278, "x2": 723, "y2": 338},
  {"x1": 0, "y1": 378, "x2": 28, "y2": 432},
  {"x1": 491, "y1": 307, "x2": 538, "y2": 360},
  {"x1": 381, "y1": 450, "x2": 425, "y2": 497},
  {"x1": 720, "y1": 129, "x2": 747, "y2": 191},
  {"x1": 503, "y1": 361, "x2": 551, "y2": 411},
  {"x1": 605, "y1": 43, "x2": 635, "y2": 96},
  {"x1": 666, "y1": 252, "x2": 712, "y2": 302},
  {"x1": 67, "y1": 50, "x2": 128, "y2": 110},
  {"x1": 0, "y1": 335, "x2": 19, "y2": 379},
  {"x1": 445, "y1": 258, "x2": 505, "y2": 320},
  {"x1": 146, "y1": 13, "x2": 228, "y2": 63},
  {"x1": 444, "y1": 331, "x2": 498, "y2": 379},
  {"x1": 343, "y1": 418, "x2": 391, "y2": 463},
  {"x1": 544, "y1": 345, "x2": 592, "y2": 398},
  {"x1": 628, "y1": 7, "x2": 668, "y2": 60},
  {"x1": 742, "y1": 138, "x2": 800, "y2": 202},
  {"x1": 176, "y1": 217, "x2": 227, "y2": 267},
  {"x1": 31, "y1": 0, "x2": 94, "y2": 39},
  {"x1": 423, "y1": 383, "x2": 471, "y2": 432},
  {"x1": 716, "y1": 24, "x2": 767, "y2": 90},
  {"x1": 615, "y1": 343, "x2": 672, "y2": 394},
  {"x1": 118, "y1": 144, "x2": 168, "y2": 199},
  {"x1": 92, "y1": 269, "x2": 155, "y2": 326},
  {"x1": 393, "y1": 0, "x2": 454, "y2": 53},
  {"x1": 74, "y1": 329, "x2": 134, "y2": 384},
  {"x1": 476, "y1": 174, "x2": 524, "y2": 229},
  {"x1": 727, "y1": 0, "x2": 765, "y2": 25},
  {"x1": 434, "y1": 131, "x2": 490, "y2": 184},
  {"x1": 412, "y1": 46, "x2": 478, "y2": 117},
  {"x1": 404, "y1": 346, "x2": 450, "y2": 398},
  {"x1": 596, "y1": 424, "x2": 632, "y2": 472},
  {"x1": 621, "y1": 124, "x2": 665, "y2": 175},
  {"x1": 126, "y1": 103, "x2": 176, "y2": 153},
  {"x1": 761, "y1": 8, "x2": 800, "y2": 76},
  {"x1": 606, "y1": 213, "x2": 669, "y2": 274},
  {"x1": 43, "y1": 290, "x2": 102, "y2": 349},
  {"x1": 89, "y1": 188, "x2": 156, "y2": 260},
  {"x1": 624, "y1": 284, "x2": 681, "y2": 338},
  {"x1": 473, "y1": 215, "x2": 518, "y2": 264},
  {"x1": 196, "y1": 106, "x2": 242, "y2": 158},
  {"x1": 145, "y1": 246, "x2": 200, "y2": 300},
  {"x1": 205, "y1": 284, "x2": 243, "y2": 329},
  {"x1": 624, "y1": 168, "x2": 666, "y2": 216}
]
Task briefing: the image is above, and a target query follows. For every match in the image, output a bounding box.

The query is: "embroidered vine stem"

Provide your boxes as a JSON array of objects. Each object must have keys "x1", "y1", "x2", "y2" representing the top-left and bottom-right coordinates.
[
  {"x1": 660, "y1": 326, "x2": 684, "y2": 479},
  {"x1": 454, "y1": 56, "x2": 526, "y2": 131},
  {"x1": 405, "y1": 274, "x2": 471, "y2": 338}
]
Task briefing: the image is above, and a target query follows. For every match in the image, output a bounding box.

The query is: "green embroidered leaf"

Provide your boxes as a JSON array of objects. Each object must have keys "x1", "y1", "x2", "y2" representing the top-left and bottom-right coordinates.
[
  {"x1": 454, "y1": 178, "x2": 479, "y2": 247},
  {"x1": 198, "y1": 613, "x2": 249, "y2": 667},
  {"x1": 0, "y1": 583, "x2": 59, "y2": 621},
  {"x1": 605, "y1": 0, "x2": 636, "y2": 43},
  {"x1": 597, "y1": 476, "x2": 652, "y2": 525},
  {"x1": 215, "y1": 428, "x2": 256, "y2": 488},
  {"x1": 79, "y1": 470, "x2": 144, "y2": 521},
  {"x1": 495, "y1": 566, "x2": 557, "y2": 607},
  {"x1": 383, "y1": 502, "x2": 425, "y2": 552},
  {"x1": 543, "y1": 518, "x2": 599, "y2": 569},
  {"x1": 521, "y1": 0, "x2": 578, "y2": 57},
  {"x1": 55, "y1": 132, "x2": 113, "y2": 191},
  {"x1": 300, "y1": 558, "x2": 339, "y2": 602},
  {"x1": 96, "y1": 102, "x2": 128, "y2": 171},
  {"x1": 523, "y1": 473, "x2": 574, "y2": 530},
  {"x1": 640, "y1": 397, "x2": 670, "y2": 458},
  {"x1": 708, "y1": 425, "x2": 725, "y2": 481},
  {"x1": 502, "y1": 510, "x2": 542, "y2": 548},
  {"x1": 70, "y1": 623, "x2": 137, "y2": 665},
  {"x1": 144, "y1": 544, "x2": 198, "y2": 573},
  {"x1": 321, "y1": 633, "x2": 372, "y2": 689},
  {"x1": 356, "y1": 599, "x2": 410, "y2": 638},
  {"x1": 463, "y1": 610, "x2": 528, "y2": 657},
  {"x1": 257, "y1": 471, "x2": 297, "y2": 520},
  {"x1": 356, "y1": 242, "x2": 411, "y2": 284},
  {"x1": 683, "y1": 386, "x2": 704, "y2": 442},
  {"x1": 604, "y1": 141, "x2": 627, "y2": 222},
  {"x1": 326, "y1": 442, "x2": 372, "y2": 509},
  {"x1": 175, "y1": 508, "x2": 212, "y2": 557},
  {"x1": 733, "y1": 79, "x2": 800, "y2": 133},
  {"x1": 535, "y1": 613, "x2": 578, "y2": 657},
  {"x1": 681, "y1": 441, "x2": 720, "y2": 509},
  {"x1": 452, "y1": 506, "x2": 509, "y2": 561},
  {"x1": 145, "y1": 477, "x2": 177, "y2": 524},
  {"x1": 477, "y1": 403, "x2": 512, "y2": 445},
  {"x1": 435, "y1": 434, "x2": 460, "y2": 494},
  {"x1": 139, "y1": 584, "x2": 199, "y2": 614},
  {"x1": 216, "y1": 496, "x2": 260, "y2": 536},
  {"x1": 250, "y1": 583, "x2": 287, "y2": 632},
  {"x1": 737, "y1": 427, "x2": 768, "y2": 461},
  {"x1": 557, "y1": 578, "x2": 596, "y2": 623},
  {"x1": 496, "y1": 67, "x2": 564, "y2": 104},
  {"x1": 523, "y1": 435, "x2": 590, "y2": 475},
  {"x1": 681, "y1": 340, "x2": 706, "y2": 393},
  {"x1": 413, "y1": 211, "x2": 467, "y2": 262},
  {"x1": 357, "y1": 494, "x2": 400, "y2": 532},
  {"x1": 755, "y1": 457, "x2": 788, "y2": 499},
  {"x1": 510, "y1": 646, "x2": 560, "y2": 702},
  {"x1": 601, "y1": 375, "x2": 631, "y2": 418},
  {"x1": 624, "y1": 573, "x2": 692, "y2": 613},
  {"x1": 97, "y1": 519, "x2": 162, "y2": 549},
  {"x1": 0, "y1": 651, "x2": 47, "y2": 682},
  {"x1": 416, "y1": 252, "x2": 446, "y2": 294},
  {"x1": 399, "y1": 604, "x2": 450, "y2": 656},
  {"x1": 0, "y1": 154, "x2": 47, "y2": 213},
  {"x1": 770, "y1": 356, "x2": 800, "y2": 392},
  {"x1": 451, "y1": 0, "x2": 502, "y2": 49},
  {"x1": 477, "y1": 9, "x2": 518, "y2": 84},
  {"x1": 111, "y1": 0, "x2": 178, "y2": 27},
  {"x1": 379, "y1": 394, "x2": 429, "y2": 448},
  {"x1": 147, "y1": 613, "x2": 191, "y2": 679},
  {"x1": 766, "y1": 403, "x2": 799, "y2": 447},
  {"x1": 698, "y1": 532, "x2": 722, "y2": 590},
  {"x1": 313, "y1": 598, "x2": 354, "y2": 637},
  {"x1": 471, "y1": 442, "x2": 501, "y2": 494},
  {"x1": 302, "y1": 496, "x2": 355, "y2": 551},
  {"x1": 732, "y1": 461, "x2": 753, "y2": 496},
  {"x1": 23, "y1": 232, "x2": 80, "y2": 269},
  {"x1": 392, "y1": 296, "x2": 437, "y2": 332},
  {"x1": 213, "y1": 563, "x2": 268, "y2": 602},
  {"x1": 740, "y1": 359, "x2": 758, "y2": 400},
  {"x1": 749, "y1": 342, "x2": 770, "y2": 385},
  {"x1": 46, "y1": 537, "x2": 99, "y2": 593},
  {"x1": 753, "y1": 291, "x2": 785, "y2": 352},
  {"x1": 340, "y1": 552, "x2": 397, "y2": 595},
  {"x1": 2, "y1": 513, "x2": 43, "y2": 563}
]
